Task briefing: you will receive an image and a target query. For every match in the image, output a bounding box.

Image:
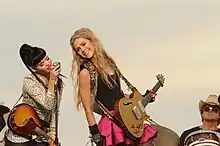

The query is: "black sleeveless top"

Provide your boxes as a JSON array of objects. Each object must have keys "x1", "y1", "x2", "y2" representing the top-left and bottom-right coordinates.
[
  {"x1": 96, "y1": 73, "x2": 124, "y2": 110},
  {"x1": 80, "y1": 65, "x2": 124, "y2": 110}
]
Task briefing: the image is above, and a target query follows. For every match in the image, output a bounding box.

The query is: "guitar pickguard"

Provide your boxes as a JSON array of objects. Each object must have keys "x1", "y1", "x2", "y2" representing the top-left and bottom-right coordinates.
[{"x1": 122, "y1": 101, "x2": 133, "y2": 106}]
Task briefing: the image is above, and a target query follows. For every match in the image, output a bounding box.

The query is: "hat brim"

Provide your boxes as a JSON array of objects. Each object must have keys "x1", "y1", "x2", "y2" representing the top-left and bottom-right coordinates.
[{"x1": 199, "y1": 100, "x2": 220, "y2": 111}]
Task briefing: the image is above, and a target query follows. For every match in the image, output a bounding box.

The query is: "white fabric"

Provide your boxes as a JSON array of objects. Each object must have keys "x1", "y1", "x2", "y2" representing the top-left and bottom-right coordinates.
[
  {"x1": 188, "y1": 139, "x2": 220, "y2": 146},
  {"x1": 185, "y1": 129, "x2": 220, "y2": 146}
]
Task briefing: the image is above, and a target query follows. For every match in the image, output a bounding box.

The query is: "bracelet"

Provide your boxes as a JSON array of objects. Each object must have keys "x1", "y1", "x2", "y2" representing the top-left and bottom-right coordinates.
[{"x1": 48, "y1": 131, "x2": 56, "y2": 136}]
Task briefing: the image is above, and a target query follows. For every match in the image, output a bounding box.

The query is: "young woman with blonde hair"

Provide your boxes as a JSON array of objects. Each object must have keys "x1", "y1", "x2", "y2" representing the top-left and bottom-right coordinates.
[{"x1": 70, "y1": 28, "x2": 160, "y2": 146}]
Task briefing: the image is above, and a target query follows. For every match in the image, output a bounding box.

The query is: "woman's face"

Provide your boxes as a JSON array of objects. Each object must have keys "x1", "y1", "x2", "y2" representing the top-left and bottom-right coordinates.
[
  {"x1": 73, "y1": 37, "x2": 95, "y2": 59},
  {"x1": 35, "y1": 56, "x2": 53, "y2": 74}
]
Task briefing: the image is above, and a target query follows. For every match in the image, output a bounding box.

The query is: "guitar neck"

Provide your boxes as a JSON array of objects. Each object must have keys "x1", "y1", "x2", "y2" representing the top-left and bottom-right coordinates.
[
  {"x1": 141, "y1": 81, "x2": 162, "y2": 107},
  {"x1": 35, "y1": 127, "x2": 61, "y2": 145},
  {"x1": 34, "y1": 127, "x2": 50, "y2": 142}
]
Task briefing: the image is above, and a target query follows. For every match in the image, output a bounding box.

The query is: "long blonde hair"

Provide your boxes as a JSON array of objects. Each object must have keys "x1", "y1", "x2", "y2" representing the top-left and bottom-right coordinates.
[{"x1": 70, "y1": 28, "x2": 120, "y2": 110}]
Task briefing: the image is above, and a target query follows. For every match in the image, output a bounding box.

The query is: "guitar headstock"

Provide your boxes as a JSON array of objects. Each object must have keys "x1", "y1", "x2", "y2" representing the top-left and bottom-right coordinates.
[{"x1": 156, "y1": 74, "x2": 165, "y2": 87}]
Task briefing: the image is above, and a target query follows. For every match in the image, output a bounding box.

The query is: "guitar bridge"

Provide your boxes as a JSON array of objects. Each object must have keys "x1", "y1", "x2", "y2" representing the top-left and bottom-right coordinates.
[{"x1": 132, "y1": 106, "x2": 142, "y2": 120}]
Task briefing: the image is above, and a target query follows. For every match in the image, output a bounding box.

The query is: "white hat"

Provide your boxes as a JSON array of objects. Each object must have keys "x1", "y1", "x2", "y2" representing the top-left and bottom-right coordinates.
[{"x1": 199, "y1": 94, "x2": 220, "y2": 113}]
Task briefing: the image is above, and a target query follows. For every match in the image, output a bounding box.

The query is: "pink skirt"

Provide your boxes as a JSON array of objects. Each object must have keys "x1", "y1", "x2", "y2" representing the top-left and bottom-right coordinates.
[{"x1": 98, "y1": 111, "x2": 157, "y2": 146}]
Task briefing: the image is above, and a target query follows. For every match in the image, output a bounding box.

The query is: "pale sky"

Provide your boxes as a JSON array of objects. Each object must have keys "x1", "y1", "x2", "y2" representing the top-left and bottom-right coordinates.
[{"x1": 0, "y1": 0, "x2": 220, "y2": 145}]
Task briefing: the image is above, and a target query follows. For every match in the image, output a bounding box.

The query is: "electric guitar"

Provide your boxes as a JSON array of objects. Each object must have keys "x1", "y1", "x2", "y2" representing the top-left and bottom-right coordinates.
[
  {"x1": 7, "y1": 103, "x2": 61, "y2": 145},
  {"x1": 114, "y1": 74, "x2": 165, "y2": 139}
]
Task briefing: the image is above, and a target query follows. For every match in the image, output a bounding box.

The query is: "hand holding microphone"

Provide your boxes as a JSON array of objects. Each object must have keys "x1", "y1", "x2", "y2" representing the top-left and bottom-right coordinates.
[{"x1": 50, "y1": 62, "x2": 61, "y2": 80}]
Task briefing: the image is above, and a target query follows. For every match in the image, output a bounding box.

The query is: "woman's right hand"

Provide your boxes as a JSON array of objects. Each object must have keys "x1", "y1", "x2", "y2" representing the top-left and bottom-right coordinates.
[
  {"x1": 89, "y1": 124, "x2": 106, "y2": 145},
  {"x1": 91, "y1": 133, "x2": 105, "y2": 146},
  {"x1": 48, "y1": 136, "x2": 55, "y2": 146},
  {"x1": 50, "y1": 64, "x2": 61, "y2": 79}
]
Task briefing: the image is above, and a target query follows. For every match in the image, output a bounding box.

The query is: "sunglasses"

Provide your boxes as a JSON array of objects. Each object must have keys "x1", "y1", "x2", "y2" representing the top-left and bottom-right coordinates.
[{"x1": 203, "y1": 105, "x2": 220, "y2": 113}]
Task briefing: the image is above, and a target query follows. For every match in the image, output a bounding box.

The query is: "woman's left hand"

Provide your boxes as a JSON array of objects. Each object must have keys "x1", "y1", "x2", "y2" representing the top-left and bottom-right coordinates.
[{"x1": 149, "y1": 89, "x2": 157, "y2": 98}]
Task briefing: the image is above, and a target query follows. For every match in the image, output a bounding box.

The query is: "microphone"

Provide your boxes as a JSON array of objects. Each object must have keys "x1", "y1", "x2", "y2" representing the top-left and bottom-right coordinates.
[
  {"x1": 53, "y1": 62, "x2": 60, "y2": 67},
  {"x1": 53, "y1": 62, "x2": 67, "y2": 78}
]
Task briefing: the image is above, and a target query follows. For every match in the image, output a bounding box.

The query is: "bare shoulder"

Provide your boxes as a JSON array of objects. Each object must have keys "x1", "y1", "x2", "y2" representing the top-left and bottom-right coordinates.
[
  {"x1": 78, "y1": 68, "x2": 91, "y2": 100},
  {"x1": 79, "y1": 68, "x2": 90, "y2": 85}
]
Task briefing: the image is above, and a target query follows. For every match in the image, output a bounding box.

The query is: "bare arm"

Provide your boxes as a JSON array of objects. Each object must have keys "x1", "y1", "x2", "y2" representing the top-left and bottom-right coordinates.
[
  {"x1": 79, "y1": 69, "x2": 106, "y2": 144},
  {"x1": 48, "y1": 73, "x2": 56, "y2": 95},
  {"x1": 79, "y1": 68, "x2": 97, "y2": 126}
]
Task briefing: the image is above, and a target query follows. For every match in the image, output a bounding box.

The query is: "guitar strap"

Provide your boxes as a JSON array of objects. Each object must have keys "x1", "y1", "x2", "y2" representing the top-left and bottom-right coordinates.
[
  {"x1": 12, "y1": 94, "x2": 23, "y2": 108},
  {"x1": 91, "y1": 64, "x2": 139, "y2": 140},
  {"x1": 95, "y1": 99, "x2": 137, "y2": 141},
  {"x1": 81, "y1": 62, "x2": 144, "y2": 142}
]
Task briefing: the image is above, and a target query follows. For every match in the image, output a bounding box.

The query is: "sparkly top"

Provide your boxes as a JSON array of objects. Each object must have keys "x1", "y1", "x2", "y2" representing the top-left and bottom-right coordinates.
[{"x1": 6, "y1": 73, "x2": 63, "y2": 143}]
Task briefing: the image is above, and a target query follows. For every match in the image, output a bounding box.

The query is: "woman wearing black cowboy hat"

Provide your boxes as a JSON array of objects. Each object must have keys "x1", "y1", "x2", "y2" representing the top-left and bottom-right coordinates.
[{"x1": 5, "y1": 44, "x2": 64, "y2": 146}]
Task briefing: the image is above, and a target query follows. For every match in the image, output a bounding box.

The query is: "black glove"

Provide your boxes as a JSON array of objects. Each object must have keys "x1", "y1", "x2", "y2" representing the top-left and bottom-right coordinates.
[{"x1": 89, "y1": 124, "x2": 105, "y2": 146}]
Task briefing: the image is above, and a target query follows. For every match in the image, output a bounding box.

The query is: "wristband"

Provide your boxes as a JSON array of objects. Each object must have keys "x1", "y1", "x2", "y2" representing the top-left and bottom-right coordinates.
[{"x1": 88, "y1": 124, "x2": 99, "y2": 135}]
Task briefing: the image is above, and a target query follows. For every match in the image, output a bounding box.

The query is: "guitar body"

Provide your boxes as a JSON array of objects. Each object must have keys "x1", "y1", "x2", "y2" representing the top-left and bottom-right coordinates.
[
  {"x1": 115, "y1": 74, "x2": 165, "y2": 139},
  {"x1": 7, "y1": 103, "x2": 61, "y2": 146},
  {"x1": 7, "y1": 103, "x2": 43, "y2": 138},
  {"x1": 115, "y1": 91, "x2": 149, "y2": 139}
]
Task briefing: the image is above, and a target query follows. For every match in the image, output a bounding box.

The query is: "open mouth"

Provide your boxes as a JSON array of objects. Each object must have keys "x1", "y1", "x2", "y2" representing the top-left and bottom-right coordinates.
[{"x1": 84, "y1": 49, "x2": 89, "y2": 55}]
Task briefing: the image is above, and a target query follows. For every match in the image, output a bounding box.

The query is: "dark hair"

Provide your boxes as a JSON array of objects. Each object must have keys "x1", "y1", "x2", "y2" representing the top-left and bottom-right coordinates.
[
  {"x1": 19, "y1": 44, "x2": 64, "y2": 94},
  {"x1": 0, "y1": 105, "x2": 10, "y2": 115},
  {"x1": 20, "y1": 44, "x2": 46, "y2": 69},
  {"x1": 0, "y1": 105, "x2": 10, "y2": 131}
]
